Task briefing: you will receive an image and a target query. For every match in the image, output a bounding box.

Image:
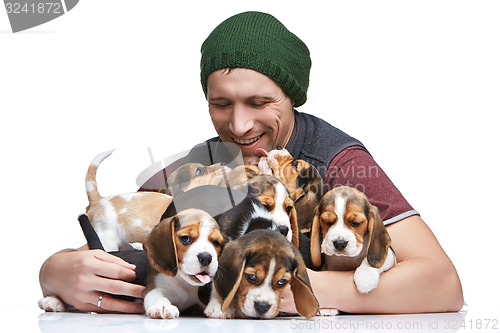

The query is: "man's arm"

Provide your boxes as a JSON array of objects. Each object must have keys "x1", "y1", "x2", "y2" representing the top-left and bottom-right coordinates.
[{"x1": 281, "y1": 215, "x2": 463, "y2": 313}]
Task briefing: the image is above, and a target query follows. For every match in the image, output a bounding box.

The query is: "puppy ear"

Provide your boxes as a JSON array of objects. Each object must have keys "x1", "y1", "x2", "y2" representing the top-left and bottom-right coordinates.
[
  {"x1": 296, "y1": 165, "x2": 323, "y2": 200},
  {"x1": 145, "y1": 216, "x2": 178, "y2": 277},
  {"x1": 309, "y1": 207, "x2": 323, "y2": 267},
  {"x1": 366, "y1": 204, "x2": 391, "y2": 268},
  {"x1": 214, "y1": 241, "x2": 247, "y2": 313},
  {"x1": 289, "y1": 249, "x2": 319, "y2": 319},
  {"x1": 289, "y1": 205, "x2": 300, "y2": 249}
]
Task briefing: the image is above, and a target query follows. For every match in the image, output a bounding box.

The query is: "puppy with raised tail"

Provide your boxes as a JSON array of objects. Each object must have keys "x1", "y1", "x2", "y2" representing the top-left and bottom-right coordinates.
[
  {"x1": 310, "y1": 186, "x2": 396, "y2": 295},
  {"x1": 144, "y1": 208, "x2": 224, "y2": 319},
  {"x1": 84, "y1": 150, "x2": 173, "y2": 252},
  {"x1": 204, "y1": 229, "x2": 318, "y2": 319}
]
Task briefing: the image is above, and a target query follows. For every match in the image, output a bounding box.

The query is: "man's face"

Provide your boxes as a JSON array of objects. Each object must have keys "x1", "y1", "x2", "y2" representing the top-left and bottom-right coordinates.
[{"x1": 207, "y1": 68, "x2": 295, "y2": 165}]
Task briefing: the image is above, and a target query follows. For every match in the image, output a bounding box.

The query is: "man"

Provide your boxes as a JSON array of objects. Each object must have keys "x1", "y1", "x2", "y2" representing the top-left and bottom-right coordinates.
[{"x1": 39, "y1": 11, "x2": 463, "y2": 314}]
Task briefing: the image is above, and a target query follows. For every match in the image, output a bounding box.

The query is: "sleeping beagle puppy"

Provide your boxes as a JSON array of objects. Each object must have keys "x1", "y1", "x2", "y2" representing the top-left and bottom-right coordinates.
[
  {"x1": 85, "y1": 150, "x2": 173, "y2": 252},
  {"x1": 310, "y1": 186, "x2": 396, "y2": 294},
  {"x1": 144, "y1": 208, "x2": 224, "y2": 319},
  {"x1": 164, "y1": 162, "x2": 231, "y2": 196},
  {"x1": 204, "y1": 229, "x2": 318, "y2": 319},
  {"x1": 257, "y1": 147, "x2": 323, "y2": 234}
]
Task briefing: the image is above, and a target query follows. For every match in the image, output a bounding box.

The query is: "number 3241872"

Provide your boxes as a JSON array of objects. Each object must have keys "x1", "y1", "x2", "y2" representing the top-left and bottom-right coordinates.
[{"x1": 5, "y1": 2, "x2": 62, "y2": 14}]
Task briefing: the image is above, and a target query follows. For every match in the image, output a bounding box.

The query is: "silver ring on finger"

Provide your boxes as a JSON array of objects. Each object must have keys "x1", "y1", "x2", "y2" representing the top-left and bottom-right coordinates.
[{"x1": 97, "y1": 295, "x2": 103, "y2": 308}]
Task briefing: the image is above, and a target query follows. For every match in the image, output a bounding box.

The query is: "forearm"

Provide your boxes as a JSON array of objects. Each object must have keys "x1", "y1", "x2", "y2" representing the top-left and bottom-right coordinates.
[
  {"x1": 309, "y1": 216, "x2": 464, "y2": 314},
  {"x1": 310, "y1": 256, "x2": 463, "y2": 314}
]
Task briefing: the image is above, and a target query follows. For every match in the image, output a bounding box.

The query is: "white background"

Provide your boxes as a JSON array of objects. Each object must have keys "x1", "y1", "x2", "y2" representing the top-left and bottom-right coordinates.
[{"x1": 1, "y1": 0, "x2": 498, "y2": 322}]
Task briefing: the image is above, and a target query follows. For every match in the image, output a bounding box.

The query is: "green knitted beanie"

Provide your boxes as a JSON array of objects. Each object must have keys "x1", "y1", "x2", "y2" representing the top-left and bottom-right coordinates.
[{"x1": 200, "y1": 11, "x2": 311, "y2": 107}]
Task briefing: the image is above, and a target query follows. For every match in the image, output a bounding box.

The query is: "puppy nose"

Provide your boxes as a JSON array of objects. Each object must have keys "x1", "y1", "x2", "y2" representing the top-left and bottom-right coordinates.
[
  {"x1": 254, "y1": 301, "x2": 271, "y2": 315},
  {"x1": 333, "y1": 240, "x2": 348, "y2": 251},
  {"x1": 278, "y1": 226, "x2": 289, "y2": 237},
  {"x1": 197, "y1": 252, "x2": 212, "y2": 266}
]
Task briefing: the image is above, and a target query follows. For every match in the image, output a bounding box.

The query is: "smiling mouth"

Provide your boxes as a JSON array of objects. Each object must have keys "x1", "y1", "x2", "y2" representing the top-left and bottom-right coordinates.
[{"x1": 233, "y1": 134, "x2": 263, "y2": 145}]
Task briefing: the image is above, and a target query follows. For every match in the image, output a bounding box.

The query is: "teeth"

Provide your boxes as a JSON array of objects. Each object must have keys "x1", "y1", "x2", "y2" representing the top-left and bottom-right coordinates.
[{"x1": 234, "y1": 135, "x2": 262, "y2": 145}]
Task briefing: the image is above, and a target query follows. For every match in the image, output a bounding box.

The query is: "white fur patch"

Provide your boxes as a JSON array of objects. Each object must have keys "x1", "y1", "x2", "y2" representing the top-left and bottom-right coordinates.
[{"x1": 242, "y1": 258, "x2": 278, "y2": 318}]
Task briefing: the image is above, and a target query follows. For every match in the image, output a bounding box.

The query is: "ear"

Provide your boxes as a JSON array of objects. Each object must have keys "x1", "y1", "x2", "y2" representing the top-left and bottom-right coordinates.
[
  {"x1": 309, "y1": 207, "x2": 323, "y2": 267},
  {"x1": 366, "y1": 204, "x2": 392, "y2": 268},
  {"x1": 289, "y1": 249, "x2": 319, "y2": 319},
  {"x1": 296, "y1": 165, "x2": 323, "y2": 201},
  {"x1": 214, "y1": 241, "x2": 247, "y2": 313},
  {"x1": 289, "y1": 206, "x2": 300, "y2": 249},
  {"x1": 145, "y1": 216, "x2": 178, "y2": 277}
]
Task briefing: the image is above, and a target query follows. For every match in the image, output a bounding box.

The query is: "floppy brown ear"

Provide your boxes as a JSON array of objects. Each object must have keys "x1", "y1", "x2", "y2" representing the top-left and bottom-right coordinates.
[
  {"x1": 289, "y1": 206, "x2": 300, "y2": 249},
  {"x1": 145, "y1": 216, "x2": 178, "y2": 277},
  {"x1": 290, "y1": 248, "x2": 319, "y2": 319},
  {"x1": 310, "y1": 207, "x2": 322, "y2": 267},
  {"x1": 366, "y1": 204, "x2": 391, "y2": 268},
  {"x1": 214, "y1": 241, "x2": 247, "y2": 313}
]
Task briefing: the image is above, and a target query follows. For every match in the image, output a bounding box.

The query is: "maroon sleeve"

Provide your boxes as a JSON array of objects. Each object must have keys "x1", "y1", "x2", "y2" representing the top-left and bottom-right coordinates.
[{"x1": 324, "y1": 146, "x2": 419, "y2": 225}]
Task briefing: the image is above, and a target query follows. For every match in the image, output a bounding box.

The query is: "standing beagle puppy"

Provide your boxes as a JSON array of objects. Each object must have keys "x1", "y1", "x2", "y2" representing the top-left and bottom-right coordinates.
[
  {"x1": 85, "y1": 150, "x2": 173, "y2": 252},
  {"x1": 204, "y1": 229, "x2": 318, "y2": 319},
  {"x1": 144, "y1": 208, "x2": 224, "y2": 319},
  {"x1": 257, "y1": 147, "x2": 323, "y2": 234},
  {"x1": 310, "y1": 186, "x2": 396, "y2": 294}
]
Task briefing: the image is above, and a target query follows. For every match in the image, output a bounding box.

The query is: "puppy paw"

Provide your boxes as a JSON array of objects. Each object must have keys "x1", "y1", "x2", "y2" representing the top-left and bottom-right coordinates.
[
  {"x1": 146, "y1": 300, "x2": 179, "y2": 319},
  {"x1": 317, "y1": 308, "x2": 339, "y2": 316},
  {"x1": 353, "y1": 266, "x2": 380, "y2": 293},
  {"x1": 204, "y1": 300, "x2": 226, "y2": 319},
  {"x1": 38, "y1": 296, "x2": 65, "y2": 312}
]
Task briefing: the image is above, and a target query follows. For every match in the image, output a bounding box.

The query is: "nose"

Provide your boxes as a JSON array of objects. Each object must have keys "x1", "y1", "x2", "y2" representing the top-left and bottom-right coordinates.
[
  {"x1": 333, "y1": 240, "x2": 348, "y2": 251},
  {"x1": 229, "y1": 105, "x2": 254, "y2": 137},
  {"x1": 278, "y1": 226, "x2": 289, "y2": 237},
  {"x1": 197, "y1": 252, "x2": 212, "y2": 266},
  {"x1": 254, "y1": 301, "x2": 271, "y2": 315}
]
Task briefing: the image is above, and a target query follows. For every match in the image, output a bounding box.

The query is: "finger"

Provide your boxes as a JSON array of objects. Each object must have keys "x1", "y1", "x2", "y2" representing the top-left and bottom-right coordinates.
[
  {"x1": 91, "y1": 258, "x2": 137, "y2": 282},
  {"x1": 90, "y1": 250, "x2": 136, "y2": 270},
  {"x1": 92, "y1": 276, "x2": 146, "y2": 299},
  {"x1": 80, "y1": 293, "x2": 144, "y2": 314}
]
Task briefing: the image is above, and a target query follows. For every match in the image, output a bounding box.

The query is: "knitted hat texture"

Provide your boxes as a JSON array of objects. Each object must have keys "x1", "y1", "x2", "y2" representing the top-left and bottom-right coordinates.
[{"x1": 200, "y1": 11, "x2": 311, "y2": 106}]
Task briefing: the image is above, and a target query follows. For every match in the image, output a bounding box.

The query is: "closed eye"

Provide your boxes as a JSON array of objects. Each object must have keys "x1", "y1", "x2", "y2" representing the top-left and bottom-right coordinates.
[{"x1": 350, "y1": 221, "x2": 362, "y2": 228}]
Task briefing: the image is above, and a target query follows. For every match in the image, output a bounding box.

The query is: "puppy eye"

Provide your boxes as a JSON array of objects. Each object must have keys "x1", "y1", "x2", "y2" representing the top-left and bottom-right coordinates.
[
  {"x1": 264, "y1": 204, "x2": 272, "y2": 212},
  {"x1": 212, "y1": 240, "x2": 221, "y2": 248},
  {"x1": 245, "y1": 273, "x2": 258, "y2": 284},
  {"x1": 195, "y1": 167, "x2": 206, "y2": 176},
  {"x1": 291, "y1": 160, "x2": 299, "y2": 170},
  {"x1": 179, "y1": 235, "x2": 193, "y2": 245},
  {"x1": 350, "y1": 221, "x2": 362, "y2": 228},
  {"x1": 285, "y1": 206, "x2": 293, "y2": 214},
  {"x1": 276, "y1": 279, "x2": 288, "y2": 288}
]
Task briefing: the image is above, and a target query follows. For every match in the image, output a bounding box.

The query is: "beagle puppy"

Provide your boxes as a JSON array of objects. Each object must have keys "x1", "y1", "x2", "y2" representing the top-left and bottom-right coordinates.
[
  {"x1": 204, "y1": 229, "x2": 319, "y2": 319},
  {"x1": 84, "y1": 150, "x2": 173, "y2": 252},
  {"x1": 144, "y1": 208, "x2": 224, "y2": 319},
  {"x1": 257, "y1": 147, "x2": 323, "y2": 234},
  {"x1": 164, "y1": 162, "x2": 231, "y2": 196},
  {"x1": 244, "y1": 174, "x2": 299, "y2": 248},
  {"x1": 162, "y1": 185, "x2": 294, "y2": 244},
  {"x1": 216, "y1": 164, "x2": 261, "y2": 189},
  {"x1": 310, "y1": 186, "x2": 396, "y2": 294}
]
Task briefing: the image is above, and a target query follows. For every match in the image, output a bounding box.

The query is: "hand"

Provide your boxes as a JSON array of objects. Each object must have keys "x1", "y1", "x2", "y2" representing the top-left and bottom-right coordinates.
[
  {"x1": 40, "y1": 249, "x2": 145, "y2": 313},
  {"x1": 279, "y1": 284, "x2": 298, "y2": 315}
]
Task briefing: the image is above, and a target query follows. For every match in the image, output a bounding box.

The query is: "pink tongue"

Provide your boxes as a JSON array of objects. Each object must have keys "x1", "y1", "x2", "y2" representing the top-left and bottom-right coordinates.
[
  {"x1": 255, "y1": 148, "x2": 268, "y2": 157},
  {"x1": 195, "y1": 273, "x2": 211, "y2": 284}
]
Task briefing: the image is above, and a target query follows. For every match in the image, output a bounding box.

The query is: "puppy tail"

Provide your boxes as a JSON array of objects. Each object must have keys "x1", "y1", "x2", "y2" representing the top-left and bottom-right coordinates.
[{"x1": 85, "y1": 149, "x2": 114, "y2": 203}]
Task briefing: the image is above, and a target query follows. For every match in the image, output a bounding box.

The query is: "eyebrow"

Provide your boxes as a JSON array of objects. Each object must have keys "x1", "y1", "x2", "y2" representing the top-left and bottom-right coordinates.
[{"x1": 208, "y1": 95, "x2": 275, "y2": 102}]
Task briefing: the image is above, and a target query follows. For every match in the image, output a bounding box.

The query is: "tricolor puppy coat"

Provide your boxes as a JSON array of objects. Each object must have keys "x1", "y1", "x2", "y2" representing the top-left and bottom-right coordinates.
[
  {"x1": 310, "y1": 186, "x2": 396, "y2": 294},
  {"x1": 257, "y1": 147, "x2": 323, "y2": 233},
  {"x1": 204, "y1": 229, "x2": 318, "y2": 319},
  {"x1": 85, "y1": 150, "x2": 173, "y2": 251},
  {"x1": 162, "y1": 185, "x2": 293, "y2": 244},
  {"x1": 144, "y1": 208, "x2": 224, "y2": 319}
]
